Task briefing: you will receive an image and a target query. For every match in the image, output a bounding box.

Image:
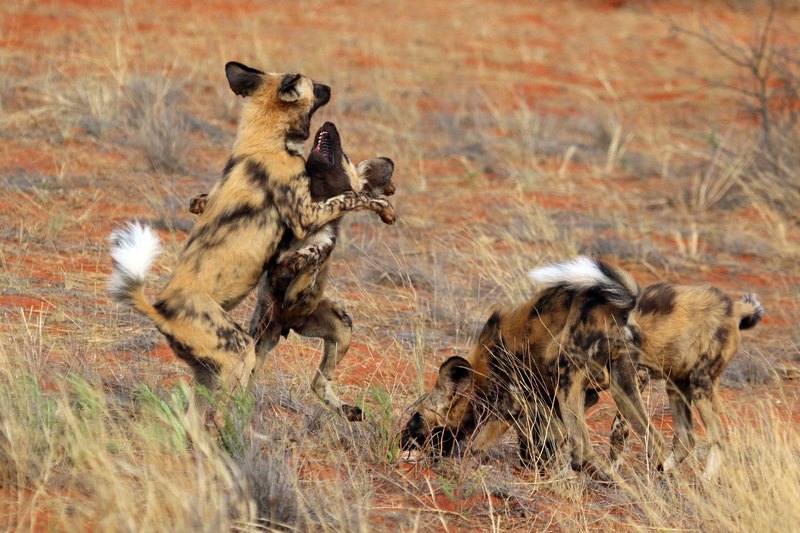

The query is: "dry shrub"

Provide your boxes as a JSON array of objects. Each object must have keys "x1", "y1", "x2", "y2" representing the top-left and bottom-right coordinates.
[
  {"x1": 233, "y1": 444, "x2": 299, "y2": 530},
  {"x1": 661, "y1": 1, "x2": 800, "y2": 217},
  {"x1": 123, "y1": 75, "x2": 191, "y2": 173}
]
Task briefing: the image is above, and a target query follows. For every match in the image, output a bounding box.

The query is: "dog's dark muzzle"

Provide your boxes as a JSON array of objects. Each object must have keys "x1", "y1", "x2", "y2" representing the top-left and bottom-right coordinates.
[
  {"x1": 313, "y1": 83, "x2": 331, "y2": 108},
  {"x1": 400, "y1": 413, "x2": 427, "y2": 450}
]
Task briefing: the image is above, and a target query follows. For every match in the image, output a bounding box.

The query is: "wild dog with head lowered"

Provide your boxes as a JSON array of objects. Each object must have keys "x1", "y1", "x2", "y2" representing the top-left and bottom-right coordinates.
[
  {"x1": 109, "y1": 62, "x2": 394, "y2": 426},
  {"x1": 191, "y1": 121, "x2": 395, "y2": 420},
  {"x1": 609, "y1": 283, "x2": 763, "y2": 480},
  {"x1": 400, "y1": 257, "x2": 666, "y2": 481}
]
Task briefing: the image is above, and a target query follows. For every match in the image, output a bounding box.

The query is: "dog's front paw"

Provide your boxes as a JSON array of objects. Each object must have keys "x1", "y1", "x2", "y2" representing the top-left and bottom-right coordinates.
[
  {"x1": 189, "y1": 194, "x2": 208, "y2": 215},
  {"x1": 282, "y1": 251, "x2": 310, "y2": 273},
  {"x1": 369, "y1": 198, "x2": 395, "y2": 225}
]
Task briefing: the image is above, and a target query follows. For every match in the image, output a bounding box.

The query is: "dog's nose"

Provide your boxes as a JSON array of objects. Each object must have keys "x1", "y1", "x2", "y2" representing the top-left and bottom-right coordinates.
[{"x1": 313, "y1": 84, "x2": 331, "y2": 105}]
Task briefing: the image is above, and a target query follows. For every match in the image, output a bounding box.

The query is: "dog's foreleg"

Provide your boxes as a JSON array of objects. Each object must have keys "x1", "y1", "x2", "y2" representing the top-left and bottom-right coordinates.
[
  {"x1": 280, "y1": 241, "x2": 334, "y2": 273},
  {"x1": 556, "y1": 362, "x2": 609, "y2": 481},
  {"x1": 276, "y1": 180, "x2": 394, "y2": 240},
  {"x1": 282, "y1": 266, "x2": 321, "y2": 314},
  {"x1": 609, "y1": 345, "x2": 666, "y2": 472}
]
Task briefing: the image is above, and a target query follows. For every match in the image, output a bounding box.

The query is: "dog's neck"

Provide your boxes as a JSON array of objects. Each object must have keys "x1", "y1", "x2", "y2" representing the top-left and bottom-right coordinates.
[
  {"x1": 233, "y1": 106, "x2": 307, "y2": 158},
  {"x1": 285, "y1": 137, "x2": 305, "y2": 157}
]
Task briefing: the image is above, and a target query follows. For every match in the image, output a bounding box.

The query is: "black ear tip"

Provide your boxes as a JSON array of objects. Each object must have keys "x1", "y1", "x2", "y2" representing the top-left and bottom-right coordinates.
[
  {"x1": 380, "y1": 157, "x2": 395, "y2": 170},
  {"x1": 280, "y1": 73, "x2": 303, "y2": 90},
  {"x1": 225, "y1": 61, "x2": 265, "y2": 76}
]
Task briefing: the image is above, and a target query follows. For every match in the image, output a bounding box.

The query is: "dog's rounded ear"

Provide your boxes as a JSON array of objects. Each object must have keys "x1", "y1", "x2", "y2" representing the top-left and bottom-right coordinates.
[
  {"x1": 278, "y1": 73, "x2": 303, "y2": 102},
  {"x1": 225, "y1": 62, "x2": 265, "y2": 97},
  {"x1": 436, "y1": 356, "x2": 474, "y2": 400},
  {"x1": 356, "y1": 157, "x2": 395, "y2": 193}
]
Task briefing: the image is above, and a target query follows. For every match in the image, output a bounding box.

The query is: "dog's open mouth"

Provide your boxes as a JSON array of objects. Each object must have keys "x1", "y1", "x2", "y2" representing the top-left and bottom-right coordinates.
[{"x1": 313, "y1": 130, "x2": 335, "y2": 164}]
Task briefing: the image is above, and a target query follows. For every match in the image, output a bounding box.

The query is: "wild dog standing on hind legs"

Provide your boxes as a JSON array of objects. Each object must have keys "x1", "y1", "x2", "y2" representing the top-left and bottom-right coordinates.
[
  {"x1": 400, "y1": 257, "x2": 666, "y2": 482},
  {"x1": 109, "y1": 62, "x2": 395, "y2": 427},
  {"x1": 252, "y1": 122, "x2": 395, "y2": 421},
  {"x1": 609, "y1": 283, "x2": 763, "y2": 480},
  {"x1": 190, "y1": 121, "x2": 395, "y2": 420}
]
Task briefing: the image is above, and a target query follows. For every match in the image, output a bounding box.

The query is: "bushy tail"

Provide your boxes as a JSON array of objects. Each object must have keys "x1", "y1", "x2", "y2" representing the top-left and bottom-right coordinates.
[
  {"x1": 735, "y1": 293, "x2": 763, "y2": 330},
  {"x1": 108, "y1": 222, "x2": 165, "y2": 327},
  {"x1": 528, "y1": 256, "x2": 640, "y2": 309}
]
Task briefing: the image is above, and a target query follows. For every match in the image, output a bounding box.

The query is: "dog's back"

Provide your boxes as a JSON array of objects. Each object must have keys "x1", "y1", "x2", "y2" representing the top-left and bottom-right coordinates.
[{"x1": 633, "y1": 283, "x2": 762, "y2": 380}]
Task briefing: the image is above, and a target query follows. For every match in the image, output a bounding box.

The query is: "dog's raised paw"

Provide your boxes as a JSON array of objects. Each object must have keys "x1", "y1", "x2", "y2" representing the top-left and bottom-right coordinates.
[
  {"x1": 189, "y1": 194, "x2": 208, "y2": 215},
  {"x1": 283, "y1": 252, "x2": 310, "y2": 273},
  {"x1": 371, "y1": 199, "x2": 396, "y2": 225}
]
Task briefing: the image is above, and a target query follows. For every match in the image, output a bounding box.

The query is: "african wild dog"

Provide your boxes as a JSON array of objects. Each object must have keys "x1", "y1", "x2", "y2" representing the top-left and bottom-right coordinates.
[
  {"x1": 108, "y1": 62, "x2": 394, "y2": 426},
  {"x1": 609, "y1": 283, "x2": 763, "y2": 480},
  {"x1": 400, "y1": 257, "x2": 666, "y2": 482},
  {"x1": 272, "y1": 121, "x2": 394, "y2": 311},
  {"x1": 191, "y1": 121, "x2": 395, "y2": 420}
]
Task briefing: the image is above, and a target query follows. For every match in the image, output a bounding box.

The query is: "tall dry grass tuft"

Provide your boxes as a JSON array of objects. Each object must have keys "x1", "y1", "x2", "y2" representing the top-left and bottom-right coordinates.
[
  {"x1": 123, "y1": 75, "x2": 191, "y2": 174},
  {"x1": 613, "y1": 401, "x2": 800, "y2": 533},
  {"x1": 233, "y1": 444, "x2": 299, "y2": 529},
  {"x1": 0, "y1": 322, "x2": 257, "y2": 531}
]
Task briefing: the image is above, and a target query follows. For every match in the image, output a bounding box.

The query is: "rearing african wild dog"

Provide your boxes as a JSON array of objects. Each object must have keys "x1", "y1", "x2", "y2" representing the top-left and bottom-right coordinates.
[
  {"x1": 609, "y1": 283, "x2": 763, "y2": 480},
  {"x1": 108, "y1": 62, "x2": 394, "y2": 425},
  {"x1": 253, "y1": 121, "x2": 394, "y2": 421},
  {"x1": 191, "y1": 121, "x2": 395, "y2": 420},
  {"x1": 401, "y1": 257, "x2": 666, "y2": 481}
]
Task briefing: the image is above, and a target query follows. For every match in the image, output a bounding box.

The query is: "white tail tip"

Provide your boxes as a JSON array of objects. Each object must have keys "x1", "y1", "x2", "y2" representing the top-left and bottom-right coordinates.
[{"x1": 108, "y1": 222, "x2": 161, "y2": 296}]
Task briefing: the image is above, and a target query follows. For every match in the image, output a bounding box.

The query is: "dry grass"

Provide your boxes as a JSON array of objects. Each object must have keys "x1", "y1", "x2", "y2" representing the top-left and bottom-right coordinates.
[{"x1": 1, "y1": 0, "x2": 800, "y2": 531}]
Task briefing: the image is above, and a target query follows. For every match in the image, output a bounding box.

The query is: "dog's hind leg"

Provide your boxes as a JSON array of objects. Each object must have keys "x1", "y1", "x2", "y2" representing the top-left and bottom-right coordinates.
[
  {"x1": 188, "y1": 295, "x2": 257, "y2": 429},
  {"x1": 293, "y1": 298, "x2": 360, "y2": 420},
  {"x1": 609, "y1": 366, "x2": 650, "y2": 471},
  {"x1": 690, "y1": 368, "x2": 725, "y2": 480},
  {"x1": 249, "y1": 274, "x2": 283, "y2": 372},
  {"x1": 663, "y1": 379, "x2": 694, "y2": 471}
]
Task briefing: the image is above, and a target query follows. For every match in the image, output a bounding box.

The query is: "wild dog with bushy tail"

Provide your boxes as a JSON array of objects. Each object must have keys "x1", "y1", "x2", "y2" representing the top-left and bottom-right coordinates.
[
  {"x1": 190, "y1": 121, "x2": 395, "y2": 420},
  {"x1": 609, "y1": 283, "x2": 763, "y2": 480},
  {"x1": 400, "y1": 257, "x2": 665, "y2": 482},
  {"x1": 109, "y1": 62, "x2": 394, "y2": 426}
]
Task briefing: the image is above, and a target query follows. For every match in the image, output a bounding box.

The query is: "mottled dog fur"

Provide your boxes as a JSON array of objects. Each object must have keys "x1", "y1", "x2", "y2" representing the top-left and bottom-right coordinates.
[
  {"x1": 400, "y1": 258, "x2": 666, "y2": 481},
  {"x1": 609, "y1": 283, "x2": 763, "y2": 480},
  {"x1": 108, "y1": 62, "x2": 394, "y2": 426},
  {"x1": 192, "y1": 121, "x2": 395, "y2": 420},
  {"x1": 252, "y1": 122, "x2": 394, "y2": 421}
]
